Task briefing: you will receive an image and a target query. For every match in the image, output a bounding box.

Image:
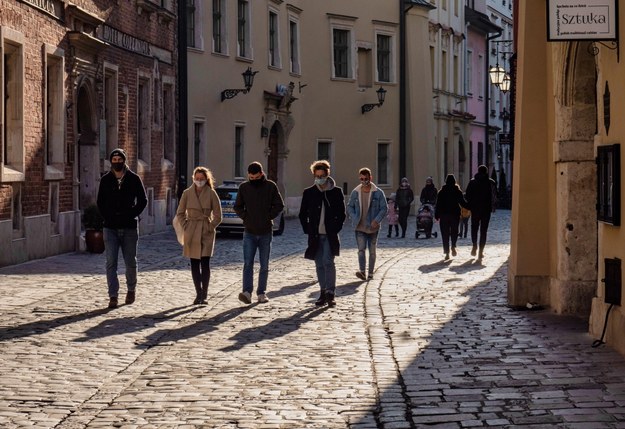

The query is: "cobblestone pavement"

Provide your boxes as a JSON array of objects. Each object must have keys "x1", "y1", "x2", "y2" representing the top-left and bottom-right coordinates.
[{"x1": 0, "y1": 211, "x2": 624, "y2": 428}]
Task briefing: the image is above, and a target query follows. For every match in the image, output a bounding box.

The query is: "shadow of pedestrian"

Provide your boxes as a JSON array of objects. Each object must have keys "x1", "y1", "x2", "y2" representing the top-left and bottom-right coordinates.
[
  {"x1": 334, "y1": 281, "x2": 363, "y2": 298},
  {"x1": 418, "y1": 259, "x2": 452, "y2": 273},
  {"x1": 268, "y1": 280, "x2": 318, "y2": 300},
  {"x1": 136, "y1": 304, "x2": 256, "y2": 349},
  {"x1": 219, "y1": 306, "x2": 328, "y2": 352},
  {"x1": 0, "y1": 308, "x2": 110, "y2": 342},
  {"x1": 448, "y1": 259, "x2": 486, "y2": 274},
  {"x1": 73, "y1": 306, "x2": 197, "y2": 342}
]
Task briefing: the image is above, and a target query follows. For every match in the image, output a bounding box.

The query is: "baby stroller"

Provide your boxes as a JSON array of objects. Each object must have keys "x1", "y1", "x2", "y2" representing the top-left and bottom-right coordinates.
[{"x1": 415, "y1": 203, "x2": 437, "y2": 239}]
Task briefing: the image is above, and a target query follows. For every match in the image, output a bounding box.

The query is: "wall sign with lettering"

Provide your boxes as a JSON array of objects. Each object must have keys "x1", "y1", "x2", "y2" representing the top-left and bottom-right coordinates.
[
  {"x1": 547, "y1": 0, "x2": 618, "y2": 41},
  {"x1": 19, "y1": 0, "x2": 64, "y2": 20}
]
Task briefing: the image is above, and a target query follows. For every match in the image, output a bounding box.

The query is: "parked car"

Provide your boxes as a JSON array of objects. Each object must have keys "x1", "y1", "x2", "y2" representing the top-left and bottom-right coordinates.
[{"x1": 215, "y1": 180, "x2": 285, "y2": 236}]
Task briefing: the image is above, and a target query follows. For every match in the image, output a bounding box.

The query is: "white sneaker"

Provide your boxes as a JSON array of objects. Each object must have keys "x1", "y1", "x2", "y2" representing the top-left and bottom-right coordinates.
[
  {"x1": 257, "y1": 293, "x2": 269, "y2": 303},
  {"x1": 238, "y1": 291, "x2": 252, "y2": 304}
]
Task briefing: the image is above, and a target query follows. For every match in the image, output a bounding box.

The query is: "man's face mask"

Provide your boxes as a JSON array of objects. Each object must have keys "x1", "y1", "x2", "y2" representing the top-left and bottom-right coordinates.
[{"x1": 112, "y1": 162, "x2": 124, "y2": 172}]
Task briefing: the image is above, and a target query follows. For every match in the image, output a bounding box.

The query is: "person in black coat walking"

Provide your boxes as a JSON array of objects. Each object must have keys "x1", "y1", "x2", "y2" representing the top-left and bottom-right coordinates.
[
  {"x1": 395, "y1": 177, "x2": 414, "y2": 238},
  {"x1": 435, "y1": 174, "x2": 467, "y2": 260},
  {"x1": 299, "y1": 160, "x2": 346, "y2": 307},
  {"x1": 465, "y1": 165, "x2": 497, "y2": 261}
]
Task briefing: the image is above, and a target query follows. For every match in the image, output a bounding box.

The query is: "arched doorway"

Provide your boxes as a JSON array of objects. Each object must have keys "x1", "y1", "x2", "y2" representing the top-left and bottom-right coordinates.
[{"x1": 76, "y1": 81, "x2": 99, "y2": 210}]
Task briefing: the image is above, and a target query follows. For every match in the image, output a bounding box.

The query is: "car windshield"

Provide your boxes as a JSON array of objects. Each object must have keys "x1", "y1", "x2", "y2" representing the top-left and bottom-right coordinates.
[{"x1": 217, "y1": 189, "x2": 237, "y2": 201}]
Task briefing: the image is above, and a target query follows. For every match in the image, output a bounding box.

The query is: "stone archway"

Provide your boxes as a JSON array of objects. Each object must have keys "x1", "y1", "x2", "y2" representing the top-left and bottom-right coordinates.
[
  {"x1": 76, "y1": 78, "x2": 99, "y2": 210},
  {"x1": 552, "y1": 41, "x2": 598, "y2": 315}
]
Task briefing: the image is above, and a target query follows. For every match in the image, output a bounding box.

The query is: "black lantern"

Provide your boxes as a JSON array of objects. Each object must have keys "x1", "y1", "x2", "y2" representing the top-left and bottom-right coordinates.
[
  {"x1": 221, "y1": 67, "x2": 259, "y2": 101},
  {"x1": 361, "y1": 86, "x2": 387, "y2": 114}
]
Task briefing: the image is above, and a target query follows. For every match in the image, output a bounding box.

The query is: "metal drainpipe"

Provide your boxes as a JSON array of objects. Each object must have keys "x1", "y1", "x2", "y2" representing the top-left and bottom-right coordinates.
[
  {"x1": 485, "y1": 31, "x2": 502, "y2": 172},
  {"x1": 400, "y1": 1, "x2": 413, "y2": 181},
  {"x1": 177, "y1": 0, "x2": 189, "y2": 200}
]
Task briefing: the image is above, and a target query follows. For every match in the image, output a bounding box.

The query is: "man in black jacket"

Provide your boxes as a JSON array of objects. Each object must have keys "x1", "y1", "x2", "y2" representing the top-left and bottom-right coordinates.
[
  {"x1": 97, "y1": 148, "x2": 147, "y2": 309},
  {"x1": 234, "y1": 162, "x2": 284, "y2": 304},
  {"x1": 465, "y1": 165, "x2": 497, "y2": 262},
  {"x1": 299, "y1": 160, "x2": 346, "y2": 307}
]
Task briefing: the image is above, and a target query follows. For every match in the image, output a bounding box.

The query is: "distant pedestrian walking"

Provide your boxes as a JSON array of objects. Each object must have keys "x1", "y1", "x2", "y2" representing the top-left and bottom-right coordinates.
[
  {"x1": 299, "y1": 160, "x2": 346, "y2": 307},
  {"x1": 420, "y1": 176, "x2": 438, "y2": 205},
  {"x1": 459, "y1": 205, "x2": 471, "y2": 239},
  {"x1": 176, "y1": 167, "x2": 222, "y2": 305},
  {"x1": 386, "y1": 194, "x2": 399, "y2": 238},
  {"x1": 347, "y1": 168, "x2": 388, "y2": 280},
  {"x1": 465, "y1": 165, "x2": 497, "y2": 262},
  {"x1": 97, "y1": 148, "x2": 147, "y2": 309},
  {"x1": 395, "y1": 178, "x2": 414, "y2": 238},
  {"x1": 435, "y1": 174, "x2": 467, "y2": 260},
  {"x1": 234, "y1": 162, "x2": 285, "y2": 304}
]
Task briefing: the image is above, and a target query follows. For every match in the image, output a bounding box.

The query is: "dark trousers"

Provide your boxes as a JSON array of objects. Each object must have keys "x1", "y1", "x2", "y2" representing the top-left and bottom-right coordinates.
[
  {"x1": 190, "y1": 256, "x2": 211, "y2": 288},
  {"x1": 439, "y1": 214, "x2": 459, "y2": 254},
  {"x1": 398, "y1": 206, "x2": 410, "y2": 236},
  {"x1": 387, "y1": 224, "x2": 399, "y2": 237},
  {"x1": 459, "y1": 217, "x2": 469, "y2": 237},
  {"x1": 471, "y1": 212, "x2": 492, "y2": 250}
]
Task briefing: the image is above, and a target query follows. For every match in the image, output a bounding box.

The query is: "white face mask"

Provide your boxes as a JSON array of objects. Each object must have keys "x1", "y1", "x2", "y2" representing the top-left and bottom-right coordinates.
[{"x1": 193, "y1": 179, "x2": 207, "y2": 188}]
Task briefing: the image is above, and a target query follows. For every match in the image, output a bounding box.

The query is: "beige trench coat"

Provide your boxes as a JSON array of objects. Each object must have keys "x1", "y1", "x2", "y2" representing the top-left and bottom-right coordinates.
[{"x1": 175, "y1": 185, "x2": 222, "y2": 259}]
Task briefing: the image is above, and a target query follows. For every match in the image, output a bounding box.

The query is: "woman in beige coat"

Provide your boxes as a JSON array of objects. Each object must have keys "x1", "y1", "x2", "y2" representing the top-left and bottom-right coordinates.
[{"x1": 176, "y1": 167, "x2": 222, "y2": 304}]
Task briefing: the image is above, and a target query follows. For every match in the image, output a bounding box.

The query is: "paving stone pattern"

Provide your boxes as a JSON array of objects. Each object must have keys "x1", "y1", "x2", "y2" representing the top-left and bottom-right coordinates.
[{"x1": 0, "y1": 211, "x2": 624, "y2": 428}]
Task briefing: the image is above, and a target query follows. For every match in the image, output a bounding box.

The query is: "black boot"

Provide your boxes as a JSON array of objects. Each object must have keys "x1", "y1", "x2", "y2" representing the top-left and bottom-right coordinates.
[
  {"x1": 200, "y1": 285, "x2": 208, "y2": 305},
  {"x1": 193, "y1": 285, "x2": 202, "y2": 305}
]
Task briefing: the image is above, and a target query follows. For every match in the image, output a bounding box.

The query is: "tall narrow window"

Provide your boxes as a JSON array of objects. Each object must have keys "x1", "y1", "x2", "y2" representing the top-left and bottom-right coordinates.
[
  {"x1": 235, "y1": 125, "x2": 244, "y2": 177},
  {"x1": 376, "y1": 34, "x2": 391, "y2": 83},
  {"x1": 104, "y1": 67, "x2": 119, "y2": 161},
  {"x1": 453, "y1": 54, "x2": 459, "y2": 94},
  {"x1": 317, "y1": 140, "x2": 332, "y2": 162},
  {"x1": 213, "y1": 0, "x2": 226, "y2": 54},
  {"x1": 1, "y1": 34, "x2": 25, "y2": 182},
  {"x1": 237, "y1": 0, "x2": 250, "y2": 58},
  {"x1": 193, "y1": 121, "x2": 204, "y2": 168},
  {"x1": 289, "y1": 19, "x2": 300, "y2": 74},
  {"x1": 163, "y1": 82, "x2": 175, "y2": 162},
  {"x1": 441, "y1": 50, "x2": 448, "y2": 91},
  {"x1": 187, "y1": 0, "x2": 197, "y2": 48},
  {"x1": 45, "y1": 48, "x2": 65, "y2": 179},
  {"x1": 377, "y1": 142, "x2": 390, "y2": 185},
  {"x1": 466, "y1": 50, "x2": 473, "y2": 96},
  {"x1": 137, "y1": 77, "x2": 151, "y2": 166},
  {"x1": 333, "y1": 29, "x2": 350, "y2": 78},
  {"x1": 269, "y1": 11, "x2": 280, "y2": 67}
]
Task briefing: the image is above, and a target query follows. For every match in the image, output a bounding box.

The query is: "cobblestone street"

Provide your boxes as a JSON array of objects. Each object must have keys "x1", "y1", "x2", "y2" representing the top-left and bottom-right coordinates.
[{"x1": 1, "y1": 211, "x2": 624, "y2": 428}]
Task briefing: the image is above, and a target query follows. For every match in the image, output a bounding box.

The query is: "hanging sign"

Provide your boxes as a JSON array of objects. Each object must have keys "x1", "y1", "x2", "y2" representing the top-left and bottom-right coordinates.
[{"x1": 547, "y1": 0, "x2": 618, "y2": 41}]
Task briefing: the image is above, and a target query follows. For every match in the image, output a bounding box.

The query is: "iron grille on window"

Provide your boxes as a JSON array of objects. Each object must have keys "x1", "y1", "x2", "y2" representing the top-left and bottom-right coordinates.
[
  {"x1": 333, "y1": 29, "x2": 349, "y2": 78},
  {"x1": 213, "y1": 0, "x2": 222, "y2": 53},
  {"x1": 237, "y1": 0, "x2": 247, "y2": 57},
  {"x1": 377, "y1": 34, "x2": 391, "y2": 82}
]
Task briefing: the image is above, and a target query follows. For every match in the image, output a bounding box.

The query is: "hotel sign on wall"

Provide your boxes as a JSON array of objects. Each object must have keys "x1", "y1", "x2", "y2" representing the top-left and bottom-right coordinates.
[{"x1": 547, "y1": 0, "x2": 618, "y2": 41}]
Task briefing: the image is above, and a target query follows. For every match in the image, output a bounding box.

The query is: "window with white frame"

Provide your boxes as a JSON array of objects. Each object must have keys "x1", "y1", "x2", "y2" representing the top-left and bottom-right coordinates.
[
  {"x1": 376, "y1": 33, "x2": 392, "y2": 83},
  {"x1": 45, "y1": 46, "x2": 65, "y2": 180},
  {"x1": 466, "y1": 49, "x2": 473, "y2": 96},
  {"x1": 332, "y1": 28, "x2": 351, "y2": 78},
  {"x1": 317, "y1": 139, "x2": 333, "y2": 163},
  {"x1": 234, "y1": 124, "x2": 244, "y2": 177},
  {"x1": 237, "y1": 0, "x2": 251, "y2": 58},
  {"x1": 213, "y1": 0, "x2": 227, "y2": 54},
  {"x1": 187, "y1": 0, "x2": 204, "y2": 50},
  {"x1": 104, "y1": 64, "x2": 119, "y2": 162},
  {"x1": 441, "y1": 50, "x2": 448, "y2": 92},
  {"x1": 377, "y1": 141, "x2": 391, "y2": 185},
  {"x1": 1, "y1": 28, "x2": 25, "y2": 183},
  {"x1": 137, "y1": 75, "x2": 151, "y2": 167},
  {"x1": 268, "y1": 9, "x2": 281, "y2": 68},
  {"x1": 289, "y1": 17, "x2": 301, "y2": 74}
]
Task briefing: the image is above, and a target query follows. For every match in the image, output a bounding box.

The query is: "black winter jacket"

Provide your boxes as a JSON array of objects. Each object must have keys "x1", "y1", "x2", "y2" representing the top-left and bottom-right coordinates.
[
  {"x1": 97, "y1": 168, "x2": 147, "y2": 229},
  {"x1": 234, "y1": 176, "x2": 285, "y2": 235},
  {"x1": 299, "y1": 178, "x2": 346, "y2": 259},
  {"x1": 435, "y1": 184, "x2": 467, "y2": 220},
  {"x1": 465, "y1": 172, "x2": 496, "y2": 216}
]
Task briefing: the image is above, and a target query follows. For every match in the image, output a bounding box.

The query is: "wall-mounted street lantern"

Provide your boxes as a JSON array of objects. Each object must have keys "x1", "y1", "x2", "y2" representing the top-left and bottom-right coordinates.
[
  {"x1": 361, "y1": 86, "x2": 387, "y2": 114},
  {"x1": 221, "y1": 67, "x2": 259, "y2": 102},
  {"x1": 489, "y1": 65, "x2": 506, "y2": 87},
  {"x1": 499, "y1": 74, "x2": 511, "y2": 93}
]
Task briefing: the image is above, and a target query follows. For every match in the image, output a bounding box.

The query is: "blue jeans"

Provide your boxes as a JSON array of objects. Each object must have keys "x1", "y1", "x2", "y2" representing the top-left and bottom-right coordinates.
[
  {"x1": 314, "y1": 235, "x2": 336, "y2": 293},
  {"x1": 355, "y1": 230, "x2": 379, "y2": 274},
  {"x1": 243, "y1": 231, "x2": 272, "y2": 295},
  {"x1": 103, "y1": 227, "x2": 139, "y2": 298}
]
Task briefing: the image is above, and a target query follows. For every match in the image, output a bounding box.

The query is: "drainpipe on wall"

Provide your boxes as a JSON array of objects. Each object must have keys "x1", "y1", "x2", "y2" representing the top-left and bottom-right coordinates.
[
  {"x1": 399, "y1": 0, "x2": 412, "y2": 182},
  {"x1": 485, "y1": 31, "x2": 502, "y2": 173},
  {"x1": 177, "y1": 0, "x2": 188, "y2": 200}
]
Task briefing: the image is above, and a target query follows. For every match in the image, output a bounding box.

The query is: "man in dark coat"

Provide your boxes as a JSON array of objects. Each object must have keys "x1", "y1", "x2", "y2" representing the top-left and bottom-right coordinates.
[
  {"x1": 97, "y1": 148, "x2": 147, "y2": 309},
  {"x1": 435, "y1": 174, "x2": 468, "y2": 260},
  {"x1": 299, "y1": 160, "x2": 346, "y2": 307},
  {"x1": 234, "y1": 161, "x2": 285, "y2": 304},
  {"x1": 465, "y1": 165, "x2": 497, "y2": 262}
]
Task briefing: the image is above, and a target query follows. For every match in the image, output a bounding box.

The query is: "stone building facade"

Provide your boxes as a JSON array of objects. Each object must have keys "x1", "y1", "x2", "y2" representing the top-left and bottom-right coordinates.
[{"x1": 0, "y1": 0, "x2": 178, "y2": 267}]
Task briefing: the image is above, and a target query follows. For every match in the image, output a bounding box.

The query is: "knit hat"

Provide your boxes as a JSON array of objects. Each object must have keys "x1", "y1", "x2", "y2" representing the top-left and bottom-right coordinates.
[
  {"x1": 109, "y1": 148, "x2": 127, "y2": 162},
  {"x1": 445, "y1": 174, "x2": 456, "y2": 186}
]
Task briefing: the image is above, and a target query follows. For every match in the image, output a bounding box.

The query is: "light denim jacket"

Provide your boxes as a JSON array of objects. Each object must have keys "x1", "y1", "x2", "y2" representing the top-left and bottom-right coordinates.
[{"x1": 347, "y1": 183, "x2": 388, "y2": 228}]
